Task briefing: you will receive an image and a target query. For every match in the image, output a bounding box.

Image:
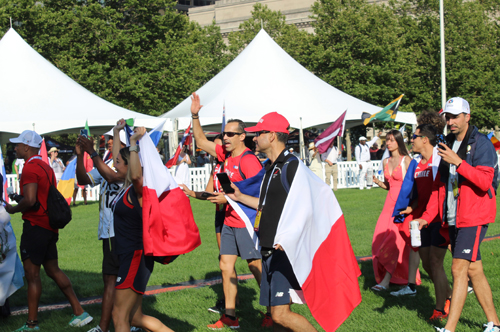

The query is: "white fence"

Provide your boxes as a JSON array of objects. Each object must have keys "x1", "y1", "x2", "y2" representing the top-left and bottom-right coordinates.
[
  {"x1": 6, "y1": 155, "x2": 499, "y2": 201},
  {"x1": 5, "y1": 162, "x2": 380, "y2": 202}
]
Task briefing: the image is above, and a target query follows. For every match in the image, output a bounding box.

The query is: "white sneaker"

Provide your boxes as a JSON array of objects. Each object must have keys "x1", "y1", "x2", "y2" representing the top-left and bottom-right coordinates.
[
  {"x1": 87, "y1": 326, "x2": 104, "y2": 332},
  {"x1": 468, "y1": 286, "x2": 474, "y2": 294},
  {"x1": 390, "y1": 285, "x2": 416, "y2": 296},
  {"x1": 483, "y1": 322, "x2": 500, "y2": 332},
  {"x1": 434, "y1": 327, "x2": 451, "y2": 332}
]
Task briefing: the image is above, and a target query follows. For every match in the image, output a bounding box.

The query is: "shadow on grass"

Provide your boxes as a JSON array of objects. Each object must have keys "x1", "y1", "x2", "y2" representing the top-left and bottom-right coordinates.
[{"x1": 359, "y1": 260, "x2": 436, "y2": 319}]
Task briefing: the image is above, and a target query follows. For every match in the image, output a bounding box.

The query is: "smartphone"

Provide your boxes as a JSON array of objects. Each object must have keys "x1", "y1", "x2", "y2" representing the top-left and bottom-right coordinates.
[
  {"x1": 80, "y1": 129, "x2": 89, "y2": 138},
  {"x1": 216, "y1": 173, "x2": 235, "y2": 194},
  {"x1": 201, "y1": 192, "x2": 216, "y2": 198}
]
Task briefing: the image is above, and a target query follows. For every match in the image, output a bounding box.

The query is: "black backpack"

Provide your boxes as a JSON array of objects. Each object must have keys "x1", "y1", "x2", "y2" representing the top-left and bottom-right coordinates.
[{"x1": 38, "y1": 164, "x2": 72, "y2": 229}]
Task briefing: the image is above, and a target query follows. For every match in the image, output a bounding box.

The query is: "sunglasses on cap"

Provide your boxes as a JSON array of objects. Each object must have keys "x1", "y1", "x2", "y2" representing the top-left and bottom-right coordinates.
[{"x1": 223, "y1": 131, "x2": 243, "y2": 138}]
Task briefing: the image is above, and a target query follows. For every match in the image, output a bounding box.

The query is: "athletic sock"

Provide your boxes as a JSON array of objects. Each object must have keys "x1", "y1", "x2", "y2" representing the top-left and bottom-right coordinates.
[
  {"x1": 226, "y1": 315, "x2": 236, "y2": 321},
  {"x1": 408, "y1": 283, "x2": 416, "y2": 291}
]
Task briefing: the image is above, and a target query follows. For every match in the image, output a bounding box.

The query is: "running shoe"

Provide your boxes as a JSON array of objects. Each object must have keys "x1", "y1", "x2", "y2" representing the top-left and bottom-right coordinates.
[
  {"x1": 68, "y1": 311, "x2": 93, "y2": 327},
  {"x1": 444, "y1": 298, "x2": 451, "y2": 315},
  {"x1": 468, "y1": 286, "x2": 474, "y2": 294},
  {"x1": 130, "y1": 327, "x2": 142, "y2": 332},
  {"x1": 429, "y1": 309, "x2": 448, "y2": 321},
  {"x1": 434, "y1": 328, "x2": 451, "y2": 332},
  {"x1": 390, "y1": 285, "x2": 416, "y2": 297},
  {"x1": 483, "y1": 322, "x2": 500, "y2": 332},
  {"x1": 371, "y1": 284, "x2": 387, "y2": 292},
  {"x1": 208, "y1": 299, "x2": 225, "y2": 314},
  {"x1": 207, "y1": 314, "x2": 240, "y2": 330},
  {"x1": 13, "y1": 323, "x2": 40, "y2": 331},
  {"x1": 261, "y1": 312, "x2": 273, "y2": 327},
  {"x1": 86, "y1": 326, "x2": 103, "y2": 332}
]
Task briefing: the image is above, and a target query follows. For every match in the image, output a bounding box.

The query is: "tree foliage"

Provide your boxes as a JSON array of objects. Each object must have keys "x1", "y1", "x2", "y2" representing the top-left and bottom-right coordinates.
[{"x1": 0, "y1": 0, "x2": 228, "y2": 116}]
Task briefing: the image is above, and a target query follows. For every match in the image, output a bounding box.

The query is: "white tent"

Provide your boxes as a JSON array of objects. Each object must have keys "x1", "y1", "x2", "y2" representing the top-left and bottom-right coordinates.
[
  {"x1": 160, "y1": 29, "x2": 416, "y2": 131},
  {"x1": 0, "y1": 28, "x2": 168, "y2": 143}
]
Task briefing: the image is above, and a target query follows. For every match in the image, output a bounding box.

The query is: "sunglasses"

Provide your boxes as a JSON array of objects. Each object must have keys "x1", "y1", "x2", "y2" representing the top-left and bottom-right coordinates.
[
  {"x1": 223, "y1": 131, "x2": 243, "y2": 138},
  {"x1": 255, "y1": 131, "x2": 271, "y2": 137},
  {"x1": 412, "y1": 134, "x2": 425, "y2": 139}
]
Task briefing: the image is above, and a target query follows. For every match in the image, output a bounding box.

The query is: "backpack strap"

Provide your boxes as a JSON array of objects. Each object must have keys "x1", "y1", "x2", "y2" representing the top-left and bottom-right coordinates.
[
  {"x1": 238, "y1": 150, "x2": 262, "y2": 180},
  {"x1": 280, "y1": 154, "x2": 299, "y2": 194}
]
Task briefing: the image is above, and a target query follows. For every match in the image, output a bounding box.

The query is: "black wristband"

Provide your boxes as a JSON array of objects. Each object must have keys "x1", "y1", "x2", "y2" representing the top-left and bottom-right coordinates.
[
  {"x1": 191, "y1": 115, "x2": 199, "y2": 119},
  {"x1": 89, "y1": 151, "x2": 98, "y2": 159}
]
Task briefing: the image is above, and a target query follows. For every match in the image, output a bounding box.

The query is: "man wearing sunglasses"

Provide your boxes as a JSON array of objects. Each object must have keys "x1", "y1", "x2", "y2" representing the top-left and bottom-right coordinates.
[
  {"x1": 190, "y1": 93, "x2": 269, "y2": 330},
  {"x1": 433, "y1": 97, "x2": 499, "y2": 332}
]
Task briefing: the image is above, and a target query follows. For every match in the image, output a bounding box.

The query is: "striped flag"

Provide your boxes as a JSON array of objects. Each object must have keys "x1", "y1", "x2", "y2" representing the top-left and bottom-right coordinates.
[
  {"x1": 138, "y1": 131, "x2": 201, "y2": 258},
  {"x1": 363, "y1": 94, "x2": 404, "y2": 125},
  {"x1": 487, "y1": 132, "x2": 500, "y2": 151},
  {"x1": 166, "y1": 124, "x2": 192, "y2": 169},
  {"x1": 221, "y1": 102, "x2": 226, "y2": 133},
  {"x1": 314, "y1": 110, "x2": 347, "y2": 154},
  {"x1": 148, "y1": 120, "x2": 167, "y2": 147},
  {"x1": 57, "y1": 158, "x2": 77, "y2": 205},
  {"x1": 39, "y1": 139, "x2": 49, "y2": 165},
  {"x1": 274, "y1": 161, "x2": 361, "y2": 331}
]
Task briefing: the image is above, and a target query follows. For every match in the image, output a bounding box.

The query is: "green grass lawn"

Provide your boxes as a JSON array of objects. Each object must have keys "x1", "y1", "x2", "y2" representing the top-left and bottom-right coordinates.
[{"x1": 2, "y1": 188, "x2": 500, "y2": 331}]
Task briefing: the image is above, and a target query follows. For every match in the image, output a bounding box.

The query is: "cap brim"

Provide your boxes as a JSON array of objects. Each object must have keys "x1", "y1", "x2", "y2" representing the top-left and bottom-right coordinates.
[
  {"x1": 244, "y1": 125, "x2": 261, "y2": 133},
  {"x1": 9, "y1": 138, "x2": 22, "y2": 144}
]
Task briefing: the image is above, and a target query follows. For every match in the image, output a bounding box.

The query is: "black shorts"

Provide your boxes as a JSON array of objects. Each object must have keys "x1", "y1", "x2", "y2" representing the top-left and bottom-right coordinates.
[
  {"x1": 102, "y1": 237, "x2": 120, "y2": 276},
  {"x1": 214, "y1": 210, "x2": 225, "y2": 234},
  {"x1": 116, "y1": 250, "x2": 154, "y2": 294},
  {"x1": 20, "y1": 221, "x2": 58, "y2": 265},
  {"x1": 421, "y1": 222, "x2": 449, "y2": 249},
  {"x1": 260, "y1": 249, "x2": 301, "y2": 307},
  {"x1": 449, "y1": 225, "x2": 487, "y2": 262},
  {"x1": 220, "y1": 224, "x2": 261, "y2": 260}
]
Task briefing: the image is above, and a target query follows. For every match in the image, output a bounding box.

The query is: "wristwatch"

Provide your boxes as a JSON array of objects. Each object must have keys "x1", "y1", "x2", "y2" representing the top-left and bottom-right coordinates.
[
  {"x1": 89, "y1": 151, "x2": 98, "y2": 159},
  {"x1": 129, "y1": 145, "x2": 140, "y2": 153}
]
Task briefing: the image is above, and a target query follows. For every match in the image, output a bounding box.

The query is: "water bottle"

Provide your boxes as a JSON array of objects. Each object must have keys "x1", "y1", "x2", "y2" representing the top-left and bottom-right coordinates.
[
  {"x1": 366, "y1": 167, "x2": 374, "y2": 187},
  {"x1": 410, "y1": 220, "x2": 421, "y2": 247}
]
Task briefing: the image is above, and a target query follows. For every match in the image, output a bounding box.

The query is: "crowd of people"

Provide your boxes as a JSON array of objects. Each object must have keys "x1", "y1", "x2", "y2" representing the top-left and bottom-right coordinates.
[{"x1": 1, "y1": 95, "x2": 499, "y2": 332}]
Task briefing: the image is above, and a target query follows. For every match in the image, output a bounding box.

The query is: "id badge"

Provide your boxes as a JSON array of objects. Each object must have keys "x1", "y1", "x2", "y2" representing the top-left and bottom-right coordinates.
[
  {"x1": 254, "y1": 209, "x2": 262, "y2": 232},
  {"x1": 452, "y1": 178, "x2": 459, "y2": 199}
]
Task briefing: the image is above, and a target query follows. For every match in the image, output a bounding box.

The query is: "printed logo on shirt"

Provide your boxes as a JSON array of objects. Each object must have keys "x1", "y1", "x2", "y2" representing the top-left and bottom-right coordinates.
[
  {"x1": 415, "y1": 169, "x2": 430, "y2": 179},
  {"x1": 116, "y1": 277, "x2": 122, "y2": 282},
  {"x1": 275, "y1": 292, "x2": 284, "y2": 297},
  {"x1": 462, "y1": 249, "x2": 471, "y2": 254}
]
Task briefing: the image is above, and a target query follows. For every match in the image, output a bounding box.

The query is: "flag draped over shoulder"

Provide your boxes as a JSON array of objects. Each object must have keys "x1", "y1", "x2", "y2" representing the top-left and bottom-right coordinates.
[
  {"x1": 149, "y1": 120, "x2": 166, "y2": 147},
  {"x1": 274, "y1": 161, "x2": 361, "y2": 332},
  {"x1": 57, "y1": 158, "x2": 77, "y2": 205},
  {"x1": 166, "y1": 124, "x2": 192, "y2": 169},
  {"x1": 314, "y1": 110, "x2": 347, "y2": 154},
  {"x1": 139, "y1": 132, "x2": 201, "y2": 257},
  {"x1": 363, "y1": 94, "x2": 404, "y2": 126},
  {"x1": 226, "y1": 167, "x2": 266, "y2": 249}
]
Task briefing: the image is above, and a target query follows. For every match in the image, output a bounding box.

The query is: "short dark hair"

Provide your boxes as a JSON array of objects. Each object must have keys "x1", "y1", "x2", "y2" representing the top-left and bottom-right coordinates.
[
  {"x1": 417, "y1": 110, "x2": 446, "y2": 134},
  {"x1": 227, "y1": 119, "x2": 246, "y2": 133},
  {"x1": 416, "y1": 124, "x2": 438, "y2": 147},
  {"x1": 276, "y1": 130, "x2": 289, "y2": 144}
]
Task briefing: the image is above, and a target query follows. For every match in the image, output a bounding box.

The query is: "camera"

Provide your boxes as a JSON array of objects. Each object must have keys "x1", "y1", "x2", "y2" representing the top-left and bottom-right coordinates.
[{"x1": 7, "y1": 187, "x2": 23, "y2": 203}]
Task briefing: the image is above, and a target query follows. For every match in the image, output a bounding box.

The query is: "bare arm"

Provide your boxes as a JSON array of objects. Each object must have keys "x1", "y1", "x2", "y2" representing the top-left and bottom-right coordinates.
[
  {"x1": 75, "y1": 142, "x2": 92, "y2": 185},
  {"x1": 190, "y1": 92, "x2": 217, "y2": 157},
  {"x1": 76, "y1": 136, "x2": 124, "y2": 184},
  {"x1": 373, "y1": 159, "x2": 389, "y2": 190},
  {"x1": 5, "y1": 183, "x2": 37, "y2": 214},
  {"x1": 113, "y1": 119, "x2": 126, "y2": 167},
  {"x1": 129, "y1": 127, "x2": 146, "y2": 204}
]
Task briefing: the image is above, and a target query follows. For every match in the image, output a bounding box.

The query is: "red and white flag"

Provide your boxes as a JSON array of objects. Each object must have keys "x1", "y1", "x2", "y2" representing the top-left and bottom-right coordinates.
[
  {"x1": 314, "y1": 110, "x2": 347, "y2": 154},
  {"x1": 274, "y1": 161, "x2": 361, "y2": 331},
  {"x1": 166, "y1": 124, "x2": 192, "y2": 169},
  {"x1": 139, "y1": 131, "x2": 201, "y2": 257},
  {"x1": 39, "y1": 139, "x2": 49, "y2": 165}
]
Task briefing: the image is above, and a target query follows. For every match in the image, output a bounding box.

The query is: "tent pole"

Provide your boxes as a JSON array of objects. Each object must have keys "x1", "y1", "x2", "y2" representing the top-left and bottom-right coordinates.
[
  {"x1": 299, "y1": 117, "x2": 305, "y2": 161},
  {"x1": 440, "y1": 0, "x2": 447, "y2": 135}
]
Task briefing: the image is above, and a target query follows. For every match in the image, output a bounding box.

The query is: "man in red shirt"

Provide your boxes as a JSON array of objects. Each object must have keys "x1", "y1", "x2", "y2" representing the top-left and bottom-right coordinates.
[
  {"x1": 190, "y1": 93, "x2": 269, "y2": 329},
  {"x1": 5, "y1": 130, "x2": 92, "y2": 331}
]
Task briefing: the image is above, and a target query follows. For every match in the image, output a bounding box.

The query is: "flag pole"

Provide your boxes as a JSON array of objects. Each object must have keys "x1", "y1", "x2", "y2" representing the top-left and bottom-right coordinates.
[
  {"x1": 440, "y1": 0, "x2": 447, "y2": 135},
  {"x1": 299, "y1": 117, "x2": 305, "y2": 161}
]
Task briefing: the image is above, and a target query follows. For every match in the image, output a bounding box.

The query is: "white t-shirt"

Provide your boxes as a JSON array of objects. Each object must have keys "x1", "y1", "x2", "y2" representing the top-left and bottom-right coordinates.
[
  {"x1": 51, "y1": 158, "x2": 65, "y2": 180},
  {"x1": 321, "y1": 146, "x2": 340, "y2": 164},
  {"x1": 15, "y1": 158, "x2": 25, "y2": 175},
  {"x1": 447, "y1": 140, "x2": 462, "y2": 226},
  {"x1": 87, "y1": 167, "x2": 123, "y2": 240}
]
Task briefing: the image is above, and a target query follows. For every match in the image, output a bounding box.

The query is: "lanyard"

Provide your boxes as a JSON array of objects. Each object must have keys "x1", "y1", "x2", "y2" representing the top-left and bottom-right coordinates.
[
  {"x1": 27, "y1": 156, "x2": 42, "y2": 163},
  {"x1": 258, "y1": 151, "x2": 289, "y2": 210}
]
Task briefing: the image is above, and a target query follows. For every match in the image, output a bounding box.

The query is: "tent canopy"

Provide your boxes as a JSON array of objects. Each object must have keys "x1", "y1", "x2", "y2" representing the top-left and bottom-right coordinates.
[
  {"x1": 0, "y1": 28, "x2": 168, "y2": 143},
  {"x1": 160, "y1": 29, "x2": 416, "y2": 131}
]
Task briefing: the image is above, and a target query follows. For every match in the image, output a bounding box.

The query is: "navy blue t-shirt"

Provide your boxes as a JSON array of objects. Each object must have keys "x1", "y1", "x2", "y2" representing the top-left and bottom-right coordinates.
[{"x1": 113, "y1": 185, "x2": 143, "y2": 255}]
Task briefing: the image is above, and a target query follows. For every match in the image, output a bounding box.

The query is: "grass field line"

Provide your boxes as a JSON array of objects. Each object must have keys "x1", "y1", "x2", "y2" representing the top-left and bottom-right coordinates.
[{"x1": 10, "y1": 233, "x2": 500, "y2": 317}]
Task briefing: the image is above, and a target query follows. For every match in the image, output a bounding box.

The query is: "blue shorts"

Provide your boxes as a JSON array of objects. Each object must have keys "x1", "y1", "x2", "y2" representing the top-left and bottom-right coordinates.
[
  {"x1": 421, "y1": 222, "x2": 449, "y2": 249},
  {"x1": 449, "y1": 225, "x2": 488, "y2": 262},
  {"x1": 116, "y1": 250, "x2": 154, "y2": 294},
  {"x1": 219, "y1": 224, "x2": 261, "y2": 260},
  {"x1": 260, "y1": 249, "x2": 301, "y2": 307},
  {"x1": 215, "y1": 210, "x2": 225, "y2": 234}
]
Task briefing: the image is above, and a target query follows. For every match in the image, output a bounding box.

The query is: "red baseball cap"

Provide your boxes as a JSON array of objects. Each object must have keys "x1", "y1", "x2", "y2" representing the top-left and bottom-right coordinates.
[{"x1": 245, "y1": 112, "x2": 290, "y2": 134}]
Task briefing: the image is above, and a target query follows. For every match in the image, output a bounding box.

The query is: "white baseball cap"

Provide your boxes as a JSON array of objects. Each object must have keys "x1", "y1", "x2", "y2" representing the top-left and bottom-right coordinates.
[
  {"x1": 103, "y1": 129, "x2": 127, "y2": 145},
  {"x1": 359, "y1": 136, "x2": 367, "y2": 141},
  {"x1": 9, "y1": 130, "x2": 43, "y2": 148},
  {"x1": 443, "y1": 97, "x2": 470, "y2": 115}
]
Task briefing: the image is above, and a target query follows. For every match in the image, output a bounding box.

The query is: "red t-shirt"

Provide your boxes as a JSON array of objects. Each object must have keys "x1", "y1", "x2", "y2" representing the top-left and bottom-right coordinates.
[
  {"x1": 215, "y1": 145, "x2": 262, "y2": 228},
  {"x1": 413, "y1": 157, "x2": 439, "y2": 223},
  {"x1": 21, "y1": 156, "x2": 57, "y2": 232}
]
